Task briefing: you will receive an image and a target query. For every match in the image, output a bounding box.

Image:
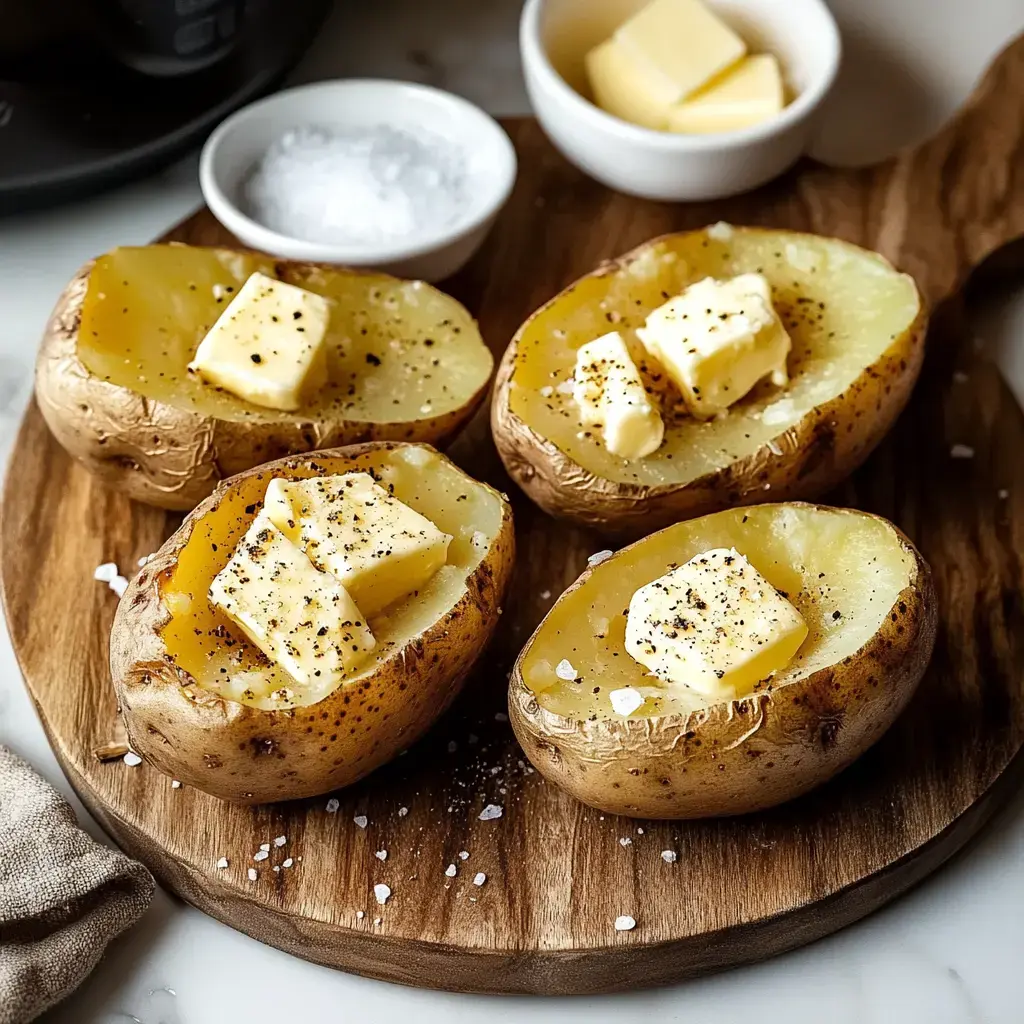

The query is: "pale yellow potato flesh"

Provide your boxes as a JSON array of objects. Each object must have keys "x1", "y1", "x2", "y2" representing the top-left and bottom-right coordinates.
[
  {"x1": 507, "y1": 230, "x2": 920, "y2": 487},
  {"x1": 522, "y1": 503, "x2": 915, "y2": 721},
  {"x1": 161, "y1": 446, "x2": 504, "y2": 710},
  {"x1": 79, "y1": 246, "x2": 491, "y2": 426}
]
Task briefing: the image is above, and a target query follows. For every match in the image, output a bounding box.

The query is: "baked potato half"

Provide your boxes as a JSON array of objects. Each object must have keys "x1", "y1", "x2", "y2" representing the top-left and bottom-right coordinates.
[
  {"x1": 492, "y1": 226, "x2": 926, "y2": 536},
  {"x1": 111, "y1": 442, "x2": 514, "y2": 803},
  {"x1": 510, "y1": 503, "x2": 936, "y2": 818},
  {"x1": 37, "y1": 245, "x2": 494, "y2": 510}
]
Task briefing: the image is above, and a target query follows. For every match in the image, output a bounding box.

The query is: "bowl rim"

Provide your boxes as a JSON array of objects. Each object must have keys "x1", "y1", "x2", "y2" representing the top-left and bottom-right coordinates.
[
  {"x1": 519, "y1": 0, "x2": 842, "y2": 151},
  {"x1": 199, "y1": 78, "x2": 518, "y2": 265}
]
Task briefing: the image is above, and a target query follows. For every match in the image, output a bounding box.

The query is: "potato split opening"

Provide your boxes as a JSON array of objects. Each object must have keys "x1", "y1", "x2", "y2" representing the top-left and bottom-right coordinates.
[
  {"x1": 159, "y1": 445, "x2": 504, "y2": 709},
  {"x1": 521, "y1": 504, "x2": 916, "y2": 721},
  {"x1": 78, "y1": 245, "x2": 492, "y2": 425},
  {"x1": 507, "y1": 229, "x2": 921, "y2": 485}
]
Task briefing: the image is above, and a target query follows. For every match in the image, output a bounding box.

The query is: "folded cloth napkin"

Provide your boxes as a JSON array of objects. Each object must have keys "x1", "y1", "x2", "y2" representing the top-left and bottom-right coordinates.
[{"x1": 0, "y1": 746, "x2": 154, "y2": 1024}]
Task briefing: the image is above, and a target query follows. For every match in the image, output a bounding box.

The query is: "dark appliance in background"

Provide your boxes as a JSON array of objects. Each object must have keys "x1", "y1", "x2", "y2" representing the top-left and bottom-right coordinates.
[{"x1": 0, "y1": 0, "x2": 331, "y2": 213}]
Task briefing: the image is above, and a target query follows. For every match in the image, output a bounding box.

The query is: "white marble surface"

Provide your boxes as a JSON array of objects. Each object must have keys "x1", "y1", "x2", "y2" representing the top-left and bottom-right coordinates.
[{"x1": 2, "y1": 1, "x2": 1024, "y2": 1021}]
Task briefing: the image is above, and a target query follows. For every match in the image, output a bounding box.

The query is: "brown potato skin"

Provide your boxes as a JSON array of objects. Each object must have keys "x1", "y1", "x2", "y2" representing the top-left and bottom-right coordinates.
[
  {"x1": 110, "y1": 443, "x2": 515, "y2": 804},
  {"x1": 508, "y1": 508, "x2": 937, "y2": 819},
  {"x1": 36, "y1": 259, "x2": 491, "y2": 511},
  {"x1": 491, "y1": 230, "x2": 928, "y2": 538}
]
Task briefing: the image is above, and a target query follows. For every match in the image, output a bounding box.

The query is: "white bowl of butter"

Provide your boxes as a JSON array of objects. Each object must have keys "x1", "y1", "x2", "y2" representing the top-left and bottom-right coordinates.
[{"x1": 521, "y1": 0, "x2": 841, "y2": 201}]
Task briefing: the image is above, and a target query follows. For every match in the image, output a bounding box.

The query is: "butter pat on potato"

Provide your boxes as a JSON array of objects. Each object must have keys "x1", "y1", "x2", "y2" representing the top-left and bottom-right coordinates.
[
  {"x1": 264, "y1": 472, "x2": 453, "y2": 617},
  {"x1": 625, "y1": 547, "x2": 808, "y2": 698},
  {"x1": 188, "y1": 271, "x2": 331, "y2": 411}
]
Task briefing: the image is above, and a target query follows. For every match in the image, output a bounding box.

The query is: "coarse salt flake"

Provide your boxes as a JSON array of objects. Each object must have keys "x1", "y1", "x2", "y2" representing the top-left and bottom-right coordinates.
[
  {"x1": 354, "y1": 814, "x2": 368, "y2": 829},
  {"x1": 259, "y1": 843, "x2": 270, "y2": 852},
  {"x1": 374, "y1": 883, "x2": 391, "y2": 905},
  {"x1": 123, "y1": 751, "x2": 142, "y2": 767},
  {"x1": 247, "y1": 868, "x2": 258, "y2": 881},
  {"x1": 614, "y1": 915, "x2": 636, "y2": 931},
  {"x1": 326, "y1": 798, "x2": 340, "y2": 813},
  {"x1": 706, "y1": 221, "x2": 734, "y2": 241},
  {"x1": 447, "y1": 740, "x2": 458, "y2": 753},
  {"x1": 479, "y1": 804, "x2": 503, "y2": 821},
  {"x1": 458, "y1": 850, "x2": 470, "y2": 860},
  {"x1": 245, "y1": 125, "x2": 469, "y2": 248},
  {"x1": 171, "y1": 780, "x2": 181, "y2": 789},
  {"x1": 619, "y1": 837, "x2": 632, "y2": 847},
  {"x1": 94, "y1": 562, "x2": 118, "y2": 583},
  {"x1": 473, "y1": 872, "x2": 487, "y2": 886},
  {"x1": 445, "y1": 863, "x2": 457, "y2": 877},
  {"x1": 661, "y1": 850, "x2": 678, "y2": 863},
  {"x1": 282, "y1": 858, "x2": 294, "y2": 868},
  {"x1": 216, "y1": 857, "x2": 229, "y2": 869},
  {"x1": 609, "y1": 687, "x2": 644, "y2": 717},
  {"x1": 109, "y1": 576, "x2": 129, "y2": 598},
  {"x1": 555, "y1": 659, "x2": 577, "y2": 681},
  {"x1": 950, "y1": 444, "x2": 975, "y2": 459},
  {"x1": 274, "y1": 835, "x2": 287, "y2": 847},
  {"x1": 999, "y1": 489, "x2": 1010, "y2": 499},
  {"x1": 588, "y1": 549, "x2": 614, "y2": 566},
  {"x1": 398, "y1": 806, "x2": 409, "y2": 817},
  {"x1": 376, "y1": 850, "x2": 388, "y2": 861},
  {"x1": 356, "y1": 910, "x2": 365, "y2": 920},
  {"x1": 253, "y1": 850, "x2": 269, "y2": 862}
]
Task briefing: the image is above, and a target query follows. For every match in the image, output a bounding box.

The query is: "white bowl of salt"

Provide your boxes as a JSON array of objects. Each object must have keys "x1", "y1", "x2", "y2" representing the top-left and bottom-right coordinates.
[{"x1": 199, "y1": 79, "x2": 517, "y2": 282}]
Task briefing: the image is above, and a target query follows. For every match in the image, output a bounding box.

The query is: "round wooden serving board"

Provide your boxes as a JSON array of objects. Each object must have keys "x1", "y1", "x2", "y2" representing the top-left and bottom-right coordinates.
[{"x1": 5, "y1": 36, "x2": 1024, "y2": 995}]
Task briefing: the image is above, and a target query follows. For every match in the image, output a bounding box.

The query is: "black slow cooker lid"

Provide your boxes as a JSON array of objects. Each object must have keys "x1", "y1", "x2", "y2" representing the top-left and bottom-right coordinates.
[{"x1": 0, "y1": 0, "x2": 331, "y2": 214}]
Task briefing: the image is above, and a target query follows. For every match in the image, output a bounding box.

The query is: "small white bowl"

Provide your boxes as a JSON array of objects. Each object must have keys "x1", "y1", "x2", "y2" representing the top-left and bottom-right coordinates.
[
  {"x1": 521, "y1": 0, "x2": 841, "y2": 201},
  {"x1": 199, "y1": 80, "x2": 517, "y2": 282}
]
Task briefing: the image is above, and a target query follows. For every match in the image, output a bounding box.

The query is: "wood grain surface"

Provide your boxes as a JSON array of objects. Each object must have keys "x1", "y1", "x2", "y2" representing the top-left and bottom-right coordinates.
[{"x1": 4, "y1": 34, "x2": 1024, "y2": 995}]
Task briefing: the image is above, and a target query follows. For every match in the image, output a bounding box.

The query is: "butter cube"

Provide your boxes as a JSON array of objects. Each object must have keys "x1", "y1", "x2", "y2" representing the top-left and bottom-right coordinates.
[
  {"x1": 614, "y1": 0, "x2": 746, "y2": 105},
  {"x1": 209, "y1": 511, "x2": 375, "y2": 688},
  {"x1": 573, "y1": 331, "x2": 664, "y2": 459},
  {"x1": 189, "y1": 271, "x2": 330, "y2": 411},
  {"x1": 264, "y1": 473, "x2": 452, "y2": 618},
  {"x1": 585, "y1": 38, "x2": 672, "y2": 130},
  {"x1": 636, "y1": 273, "x2": 791, "y2": 418},
  {"x1": 625, "y1": 547, "x2": 807, "y2": 698},
  {"x1": 669, "y1": 54, "x2": 785, "y2": 134}
]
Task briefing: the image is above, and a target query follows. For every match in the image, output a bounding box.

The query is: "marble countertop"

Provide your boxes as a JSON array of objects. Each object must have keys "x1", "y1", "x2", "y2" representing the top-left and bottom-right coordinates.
[{"x1": 2, "y1": 1, "x2": 1024, "y2": 1021}]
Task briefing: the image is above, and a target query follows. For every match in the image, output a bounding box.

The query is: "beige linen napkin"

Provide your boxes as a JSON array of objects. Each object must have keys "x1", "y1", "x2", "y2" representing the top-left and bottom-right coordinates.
[{"x1": 0, "y1": 746, "x2": 154, "y2": 1024}]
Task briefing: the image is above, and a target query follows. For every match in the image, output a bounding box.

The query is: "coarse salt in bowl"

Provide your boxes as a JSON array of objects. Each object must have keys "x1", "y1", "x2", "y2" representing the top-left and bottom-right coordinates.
[{"x1": 200, "y1": 80, "x2": 517, "y2": 282}]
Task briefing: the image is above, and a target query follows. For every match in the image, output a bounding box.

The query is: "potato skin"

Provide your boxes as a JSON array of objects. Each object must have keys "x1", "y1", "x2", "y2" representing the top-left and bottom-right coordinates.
[
  {"x1": 508, "y1": 511, "x2": 936, "y2": 819},
  {"x1": 36, "y1": 259, "x2": 490, "y2": 511},
  {"x1": 491, "y1": 230, "x2": 928, "y2": 538},
  {"x1": 110, "y1": 443, "x2": 514, "y2": 804}
]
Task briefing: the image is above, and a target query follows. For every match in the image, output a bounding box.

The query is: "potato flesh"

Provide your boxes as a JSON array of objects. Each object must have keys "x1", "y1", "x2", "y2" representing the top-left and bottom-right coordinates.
[
  {"x1": 522, "y1": 505, "x2": 914, "y2": 721},
  {"x1": 160, "y1": 446, "x2": 503, "y2": 709},
  {"x1": 78, "y1": 246, "x2": 492, "y2": 424},
  {"x1": 508, "y1": 230, "x2": 920, "y2": 485}
]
